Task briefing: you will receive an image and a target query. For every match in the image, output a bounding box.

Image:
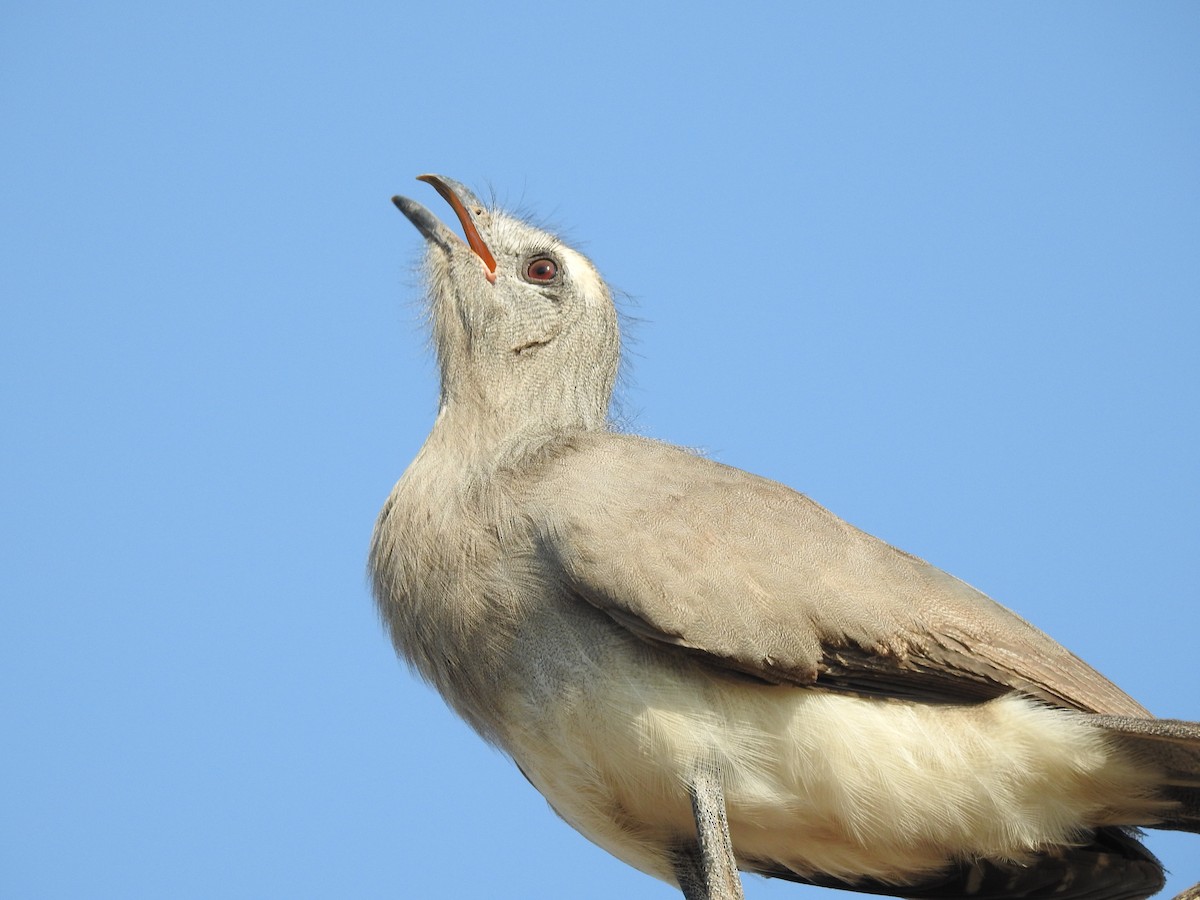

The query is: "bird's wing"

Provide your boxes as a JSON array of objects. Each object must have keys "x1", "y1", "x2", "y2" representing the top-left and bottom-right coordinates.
[{"x1": 523, "y1": 433, "x2": 1147, "y2": 716}]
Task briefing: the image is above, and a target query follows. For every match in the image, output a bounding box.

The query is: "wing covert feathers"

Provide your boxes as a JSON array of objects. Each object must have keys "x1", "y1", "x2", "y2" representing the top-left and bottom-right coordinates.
[{"x1": 525, "y1": 433, "x2": 1148, "y2": 716}]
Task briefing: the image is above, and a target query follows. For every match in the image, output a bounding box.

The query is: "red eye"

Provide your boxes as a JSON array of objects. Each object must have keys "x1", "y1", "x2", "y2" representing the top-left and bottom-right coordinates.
[{"x1": 526, "y1": 258, "x2": 558, "y2": 282}]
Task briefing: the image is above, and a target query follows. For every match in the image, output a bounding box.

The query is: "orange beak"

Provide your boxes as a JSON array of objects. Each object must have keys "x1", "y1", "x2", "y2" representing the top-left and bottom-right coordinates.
[{"x1": 415, "y1": 174, "x2": 498, "y2": 283}]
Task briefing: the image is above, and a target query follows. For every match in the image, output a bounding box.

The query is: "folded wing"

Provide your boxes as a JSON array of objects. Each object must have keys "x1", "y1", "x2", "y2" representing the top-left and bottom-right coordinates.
[{"x1": 525, "y1": 433, "x2": 1147, "y2": 717}]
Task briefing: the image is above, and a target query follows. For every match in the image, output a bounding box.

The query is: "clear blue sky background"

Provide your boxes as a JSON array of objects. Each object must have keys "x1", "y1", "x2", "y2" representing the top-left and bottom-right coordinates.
[{"x1": 3, "y1": 3, "x2": 1198, "y2": 898}]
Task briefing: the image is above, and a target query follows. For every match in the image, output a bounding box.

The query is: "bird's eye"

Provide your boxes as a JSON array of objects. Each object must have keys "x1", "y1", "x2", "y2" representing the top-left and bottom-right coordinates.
[{"x1": 525, "y1": 258, "x2": 558, "y2": 283}]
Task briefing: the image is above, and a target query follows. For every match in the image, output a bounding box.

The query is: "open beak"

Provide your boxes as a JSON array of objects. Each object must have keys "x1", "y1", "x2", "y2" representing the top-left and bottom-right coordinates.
[{"x1": 391, "y1": 174, "x2": 498, "y2": 284}]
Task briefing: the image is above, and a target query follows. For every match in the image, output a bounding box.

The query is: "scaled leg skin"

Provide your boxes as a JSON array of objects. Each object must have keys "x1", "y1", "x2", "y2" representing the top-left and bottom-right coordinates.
[{"x1": 672, "y1": 761, "x2": 745, "y2": 900}]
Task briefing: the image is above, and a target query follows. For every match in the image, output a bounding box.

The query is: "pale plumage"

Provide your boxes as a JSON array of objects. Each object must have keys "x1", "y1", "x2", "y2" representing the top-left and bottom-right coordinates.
[{"x1": 370, "y1": 175, "x2": 1200, "y2": 900}]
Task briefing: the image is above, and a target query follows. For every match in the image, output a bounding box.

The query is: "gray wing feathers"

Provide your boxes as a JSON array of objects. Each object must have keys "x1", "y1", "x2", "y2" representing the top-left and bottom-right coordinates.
[{"x1": 527, "y1": 433, "x2": 1147, "y2": 717}]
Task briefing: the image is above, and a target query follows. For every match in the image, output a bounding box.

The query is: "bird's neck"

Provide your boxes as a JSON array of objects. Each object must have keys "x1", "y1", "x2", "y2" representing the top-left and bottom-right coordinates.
[{"x1": 430, "y1": 370, "x2": 610, "y2": 466}]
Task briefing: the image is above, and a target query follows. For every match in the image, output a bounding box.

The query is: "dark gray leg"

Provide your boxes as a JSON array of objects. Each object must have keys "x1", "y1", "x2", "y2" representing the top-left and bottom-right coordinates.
[{"x1": 672, "y1": 760, "x2": 744, "y2": 900}]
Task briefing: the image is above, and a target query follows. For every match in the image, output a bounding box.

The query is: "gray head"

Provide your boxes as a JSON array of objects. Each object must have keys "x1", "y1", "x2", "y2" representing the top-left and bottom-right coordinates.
[{"x1": 393, "y1": 175, "x2": 619, "y2": 441}]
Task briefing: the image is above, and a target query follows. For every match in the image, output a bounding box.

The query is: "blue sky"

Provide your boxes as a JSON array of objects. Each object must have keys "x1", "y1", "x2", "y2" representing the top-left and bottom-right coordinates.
[{"x1": 3, "y1": 3, "x2": 1198, "y2": 898}]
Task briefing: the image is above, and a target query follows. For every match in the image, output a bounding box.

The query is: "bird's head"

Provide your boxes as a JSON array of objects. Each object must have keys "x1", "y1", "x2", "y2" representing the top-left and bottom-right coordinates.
[{"x1": 393, "y1": 175, "x2": 619, "y2": 440}]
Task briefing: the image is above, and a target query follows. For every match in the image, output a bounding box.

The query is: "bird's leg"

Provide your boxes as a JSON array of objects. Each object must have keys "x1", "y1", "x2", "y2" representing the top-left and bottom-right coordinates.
[{"x1": 672, "y1": 759, "x2": 745, "y2": 900}]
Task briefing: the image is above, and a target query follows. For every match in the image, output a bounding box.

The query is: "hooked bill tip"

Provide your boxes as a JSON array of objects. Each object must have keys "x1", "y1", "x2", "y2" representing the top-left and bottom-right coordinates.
[{"x1": 411, "y1": 174, "x2": 498, "y2": 277}]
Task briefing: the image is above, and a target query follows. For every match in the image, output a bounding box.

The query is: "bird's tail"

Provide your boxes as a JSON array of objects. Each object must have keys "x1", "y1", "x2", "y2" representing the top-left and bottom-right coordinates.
[{"x1": 1094, "y1": 715, "x2": 1200, "y2": 833}]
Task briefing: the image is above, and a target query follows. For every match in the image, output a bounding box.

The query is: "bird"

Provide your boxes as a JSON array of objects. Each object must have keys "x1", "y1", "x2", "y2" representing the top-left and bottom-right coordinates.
[{"x1": 370, "y1": 174, "x2": 1200, "y2": 900}]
